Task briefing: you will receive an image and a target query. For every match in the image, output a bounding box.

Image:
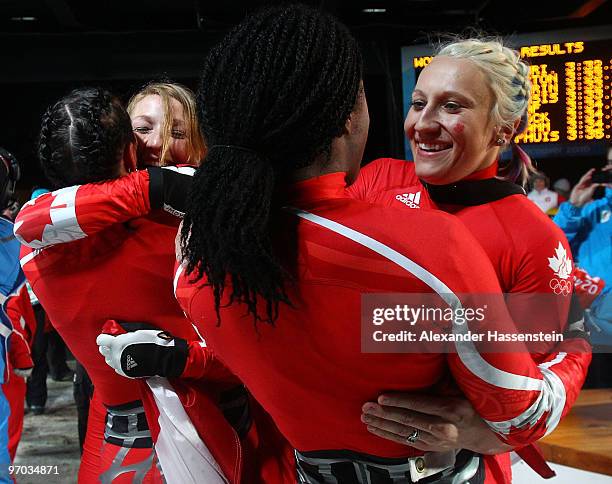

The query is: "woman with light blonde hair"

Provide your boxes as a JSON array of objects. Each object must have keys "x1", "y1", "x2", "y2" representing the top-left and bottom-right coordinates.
[
  {"x1": 352, "y1": 37, "x2": 591, "y2": 483},
  {"x1": 128, "y1": 82, "x2": 206, "y2": 167}
]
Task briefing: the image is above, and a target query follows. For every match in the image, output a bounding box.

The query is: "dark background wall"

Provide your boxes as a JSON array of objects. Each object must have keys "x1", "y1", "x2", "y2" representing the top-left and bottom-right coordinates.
[{"x1": 1, "y1": 0, "x2": 611, "y2": 197}]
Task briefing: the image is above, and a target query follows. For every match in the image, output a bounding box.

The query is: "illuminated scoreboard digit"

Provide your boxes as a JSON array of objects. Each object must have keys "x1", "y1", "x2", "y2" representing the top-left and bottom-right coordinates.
[{"x1": 406, "y1": 38, "x2": 612, "y2": 147}]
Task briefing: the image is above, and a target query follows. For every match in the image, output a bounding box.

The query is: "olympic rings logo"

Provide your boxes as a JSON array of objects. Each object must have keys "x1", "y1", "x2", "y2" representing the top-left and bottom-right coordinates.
[{"x1": 549, "y1": 278, "x2": 572, "y2": 296}]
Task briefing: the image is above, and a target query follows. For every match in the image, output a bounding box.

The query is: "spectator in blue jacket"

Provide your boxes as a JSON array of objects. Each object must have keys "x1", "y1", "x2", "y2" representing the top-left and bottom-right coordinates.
[
  {"x1": 0, "y1": 148, "x2": 21, "y2": 483},
  {"x1": 555, "y1": 151, "x2": 612, "y2": 386}
]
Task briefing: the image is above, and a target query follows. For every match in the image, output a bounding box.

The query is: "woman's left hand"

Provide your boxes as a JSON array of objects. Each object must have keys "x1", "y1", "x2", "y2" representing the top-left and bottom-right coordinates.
[{"x1": 361, "y1": 393, "x2": 513, "y2": 455}]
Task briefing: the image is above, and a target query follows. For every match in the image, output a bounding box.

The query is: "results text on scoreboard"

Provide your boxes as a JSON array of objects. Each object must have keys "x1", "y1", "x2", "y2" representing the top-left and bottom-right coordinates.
[{"x1": 411, "y1": 40, "x2": 612, "y2": 144}]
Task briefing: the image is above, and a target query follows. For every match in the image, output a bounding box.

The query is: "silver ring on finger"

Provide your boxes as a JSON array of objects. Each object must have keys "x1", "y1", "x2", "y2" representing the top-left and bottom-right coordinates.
[{"x1": 405, "y1": 429, "x2": 419, "y2": 444}]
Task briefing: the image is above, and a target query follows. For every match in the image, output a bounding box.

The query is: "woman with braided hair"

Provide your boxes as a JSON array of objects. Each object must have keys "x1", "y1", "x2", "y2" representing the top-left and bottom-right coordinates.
[
  {"x1": 29, "y1": 88, "x2": 174, "y2": 483},
  {"x1": 38, "y1": 80, "x2": 205, "y2": 179},
  {"x1": 20, "y1": 88, "x2": 253, "y2": 483},
  {"x1": 174, "y1": 9, "x2": 590, "y2": 483},
  {"x1": 30, "y1": 88, "x2": 159, "y2": 483},
  {"x1": 37, "y1": 88, "x2": 136, "y2": 188},
  {"x1": 349, "y1": 39, "x2": 591, "y2": 483}
]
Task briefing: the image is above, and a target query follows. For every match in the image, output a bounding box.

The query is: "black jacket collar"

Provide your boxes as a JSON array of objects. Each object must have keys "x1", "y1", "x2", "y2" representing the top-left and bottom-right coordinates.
[{"x1": 423, "y1": 178, "x2": 526, "y2": 206}]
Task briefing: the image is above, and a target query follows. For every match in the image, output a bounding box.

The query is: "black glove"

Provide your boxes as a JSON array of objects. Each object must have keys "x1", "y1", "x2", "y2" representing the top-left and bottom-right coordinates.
[
  {"x1": 96, "y1": 330, "x2": 188, "y2": 378},
  {"x1": 148, "y1": 166, "x2": 194, "y2": 217}
]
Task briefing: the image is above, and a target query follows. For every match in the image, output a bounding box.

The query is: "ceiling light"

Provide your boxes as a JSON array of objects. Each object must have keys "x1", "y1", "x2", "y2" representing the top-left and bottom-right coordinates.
[
  {"x1": 11, "y1": 17, "x2": 37, "y2": 21},
  {"x1": 362, "y1": 8, "x2": 387, "y2": 13}
]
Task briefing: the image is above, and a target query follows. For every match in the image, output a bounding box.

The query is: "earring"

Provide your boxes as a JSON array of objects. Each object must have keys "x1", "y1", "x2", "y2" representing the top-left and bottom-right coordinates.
[{"x1": 495, "y1": 138, "x2": 505, "y2": 146}]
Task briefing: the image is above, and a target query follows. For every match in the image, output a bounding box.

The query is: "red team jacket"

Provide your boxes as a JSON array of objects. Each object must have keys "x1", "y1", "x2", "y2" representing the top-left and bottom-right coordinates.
[
  {"x1": 347, "y1": 158, "x2": 592, "y2": 481},
  {"x1": 17, "y1": 192, "x2": 200, "y2": 406},
  {"x1": 5, "y1": 284, "x2": 35, "y2": 372},
  {"x1": 15, "y1": 185, "x2": 250, "y2": 482},
  {"x1": 2, "y1": 231, "x2": 35, "y2": 462},
  {"x1": 175, "y1": 172, "x2": 589, "y2": 451},
  {"x1": 14, "y1": 166, "x2": 591, "y2": 483},
  {"x1": 14, "y1": 176, "x2": 294, "y2": 483}
]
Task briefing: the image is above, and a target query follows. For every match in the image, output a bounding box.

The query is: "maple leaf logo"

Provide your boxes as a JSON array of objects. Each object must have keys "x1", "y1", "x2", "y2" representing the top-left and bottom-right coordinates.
[
  {"x1": 14, "y1": 193, "x2": 64, "y2": 246},
  {"x1": 548, "y1": 242, "x2": 572, "y2": 280}
]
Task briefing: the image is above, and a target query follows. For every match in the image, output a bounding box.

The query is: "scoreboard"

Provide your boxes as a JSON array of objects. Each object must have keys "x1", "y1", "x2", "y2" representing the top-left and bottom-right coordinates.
[
  {"x1": 517, "y1": 41, "x2": 609, "y2": 144},
  {"x1": 401, "y1": 29, "x2": 612, "y2": 158}
]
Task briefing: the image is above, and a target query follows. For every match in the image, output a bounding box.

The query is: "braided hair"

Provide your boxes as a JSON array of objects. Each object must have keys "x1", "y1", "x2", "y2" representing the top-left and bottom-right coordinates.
[
  {"x1": 181, "y1": 4, "x2": 363, "y2": 324},
  {"x1": 436, "y1": 38, "x2": 536, "y2": 185},
  {"x1": 39, "y1": 87, "x2": 133, "y2": 189}
]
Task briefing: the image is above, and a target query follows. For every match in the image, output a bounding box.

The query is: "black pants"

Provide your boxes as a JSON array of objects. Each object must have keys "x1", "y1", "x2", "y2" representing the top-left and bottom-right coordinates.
[
  {"x1": 25, "y1": 304, "x2": 71, "y2": 407},
  {"x1": 73, "y1": 361, "x2": 94, "y2": 454},
  {"x1": 47, "y1": 330, "x2": 71, "y2": 378},
  {"x1": 26, "y1": 305, "x2": 48, "y2": 407}
]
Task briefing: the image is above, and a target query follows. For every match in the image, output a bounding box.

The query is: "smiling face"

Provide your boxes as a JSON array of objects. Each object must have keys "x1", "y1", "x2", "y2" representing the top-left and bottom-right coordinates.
[
  {"x1": 129, "y1": 94, "x2": 190, "y2": 167},
  {"x1": 405, "y1": 56, "x2": 502, "y2": 185}
]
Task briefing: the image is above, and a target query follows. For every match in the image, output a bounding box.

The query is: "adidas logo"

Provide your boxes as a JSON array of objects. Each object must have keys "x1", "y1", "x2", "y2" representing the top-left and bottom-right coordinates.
[
  {"x1": 395, "y1": 191, "x2": 421, "y2": 209},
  {"x1": 126, "y1": 355, "x2": 138, "y2": 371}
]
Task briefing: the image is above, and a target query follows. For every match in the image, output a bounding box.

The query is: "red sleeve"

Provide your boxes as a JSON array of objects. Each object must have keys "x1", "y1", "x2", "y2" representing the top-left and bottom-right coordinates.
[
  {"x1": 447, "y1": 333, "x2": 590, "y2": 447},
  {"x1": 14, "y1": 170, "x2": 152, "y2": 249},
  {"x1": 498, "y1": 211, "x2": 577, "y2": 357},
  {"x1": 5, "y1": 284, "x2": 35, "y2": 370},
  {"x1": 4, "y1": 284, "x2": 36, "y2": 346},
  {"x1": 508, "y1": 218, "x2": 574, "y2": 304},
  {"x1": 501, "y1": 212, "x2": 592, "y2": 426},
  {"x1": 181, "y1": 340, "x2": 241, "y2": 384},
  {"x1": 8, "y1": 330, "x2": 33, "y2": 370},
  {"x1": 422, "y1": 222, "x2": 586, "y2": 447},
  {"x1": 537, "y1": 336, "x2": 591, "y2": 421}
]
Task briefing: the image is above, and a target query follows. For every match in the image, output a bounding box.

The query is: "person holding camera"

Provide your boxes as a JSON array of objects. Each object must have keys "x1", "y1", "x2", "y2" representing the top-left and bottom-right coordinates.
[{"x1": 554, "y1": 149, "x2": 612, "y2": 386}]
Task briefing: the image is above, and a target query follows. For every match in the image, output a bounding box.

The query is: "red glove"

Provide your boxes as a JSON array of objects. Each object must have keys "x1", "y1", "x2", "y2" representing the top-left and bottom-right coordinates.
[{"x1": 573, "y1": 267, "x2": 606, "y2": 309}]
